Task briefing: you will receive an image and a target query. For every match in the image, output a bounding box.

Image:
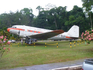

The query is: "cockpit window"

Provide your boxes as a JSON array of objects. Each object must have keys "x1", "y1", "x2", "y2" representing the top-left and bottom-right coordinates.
[{"x1": 12, "y1": 27, "x2": 16, "y2": 28}]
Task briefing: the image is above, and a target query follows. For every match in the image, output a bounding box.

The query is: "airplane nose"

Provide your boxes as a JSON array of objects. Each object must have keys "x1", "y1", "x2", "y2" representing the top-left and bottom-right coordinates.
[{"x1": 7, "y1": 28, "x2": 11, "y2": 32}]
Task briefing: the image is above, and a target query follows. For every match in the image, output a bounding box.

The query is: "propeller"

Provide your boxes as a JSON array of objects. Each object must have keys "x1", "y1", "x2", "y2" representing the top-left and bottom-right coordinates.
[
  {"x1": 17, "y1": 30, "x2": 20, "y2": 41},
  {"x1": 18, "y1": 30, "x2": 20, "y2": 36}
]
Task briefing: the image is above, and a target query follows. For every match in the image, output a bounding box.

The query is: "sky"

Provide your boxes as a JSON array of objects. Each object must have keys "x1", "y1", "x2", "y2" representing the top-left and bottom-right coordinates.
[{"x1": 0, "y1": 0, "x2": 83, "y2": 16}]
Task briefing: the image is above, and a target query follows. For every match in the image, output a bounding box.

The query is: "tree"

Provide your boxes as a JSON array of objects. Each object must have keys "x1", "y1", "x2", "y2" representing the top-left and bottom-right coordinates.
[
  {"x1": 20, "y1": 8, "x2": 34, "y2": 26},
  {"x1": 65, "y1": 5, "x2": 90, "y2": 33},
  {"x1": 46, "y1": 6, "x2": 68, "y2": 30},
  {"x1": 82, "y1": 0, "x2": 93, "y2": 30},
  {"x1": 32, "y1": 10, "x2": 50, "y2": 29},
  {"x1": 36, "y1": 6, "x2": 44, "y2": 15},
  {"x1": 82, "y1": 0, "x2": 93, "y2": 12}
]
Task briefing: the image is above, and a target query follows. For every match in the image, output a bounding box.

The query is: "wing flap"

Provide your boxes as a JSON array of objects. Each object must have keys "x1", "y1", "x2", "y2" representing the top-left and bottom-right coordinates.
[{"x1": 29, "y1": 30, "x2": 64, "y2": 39}]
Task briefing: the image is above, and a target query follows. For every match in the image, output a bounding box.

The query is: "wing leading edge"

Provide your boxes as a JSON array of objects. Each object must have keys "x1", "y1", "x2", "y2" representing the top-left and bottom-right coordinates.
[{"x1": 29, "y1": 30, "x2": 64, "y2": 39}]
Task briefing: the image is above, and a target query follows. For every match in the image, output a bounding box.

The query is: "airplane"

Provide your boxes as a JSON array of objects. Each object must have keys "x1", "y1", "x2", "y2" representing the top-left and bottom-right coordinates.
[
  {"x1": 7, "y1": 25, "x2": 64, "y2": 44},
  {"x1": 7, "y1": 25, "x2": 79, "y2": 44}
]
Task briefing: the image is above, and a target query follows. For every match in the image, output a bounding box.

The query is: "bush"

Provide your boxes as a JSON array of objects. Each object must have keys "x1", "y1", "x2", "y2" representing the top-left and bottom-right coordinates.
[
  {"x1": 0, "y1": 36, "x2": 10, "y2": 58},
  {"x1": 81, "y1": 30, "x2": 93, "y2": 44}
]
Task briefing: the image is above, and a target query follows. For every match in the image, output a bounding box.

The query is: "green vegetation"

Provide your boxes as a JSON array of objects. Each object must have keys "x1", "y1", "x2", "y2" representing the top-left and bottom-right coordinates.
[
  {"x1": 0, "y1": 41, "x2": 93, "y2": 69},
  {"x1": 0, "y1": 1, "x2": 93, "y2": 38}
]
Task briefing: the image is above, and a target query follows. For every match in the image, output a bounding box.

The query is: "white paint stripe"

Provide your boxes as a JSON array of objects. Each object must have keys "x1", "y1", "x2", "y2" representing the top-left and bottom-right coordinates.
[{"x1": 50, "y1": 65, "x2": 82, "y2": 70}]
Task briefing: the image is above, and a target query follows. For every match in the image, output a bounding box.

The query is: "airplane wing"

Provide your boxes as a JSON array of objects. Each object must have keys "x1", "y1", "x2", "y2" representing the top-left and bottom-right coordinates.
[{"x1": 29, "y1": 30, "x2": 64, "y2": 39}]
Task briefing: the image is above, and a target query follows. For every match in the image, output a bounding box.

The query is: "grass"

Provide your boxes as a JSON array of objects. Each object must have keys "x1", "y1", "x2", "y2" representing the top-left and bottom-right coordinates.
[{"x1": 0, "y1": 40, "x2": 93, "y2": 69}]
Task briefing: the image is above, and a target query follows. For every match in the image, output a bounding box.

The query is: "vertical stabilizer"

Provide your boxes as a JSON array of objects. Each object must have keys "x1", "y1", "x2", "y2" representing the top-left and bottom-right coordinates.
[{"x1": 67, "y1": 25, "x2": 79, "y2": 38}]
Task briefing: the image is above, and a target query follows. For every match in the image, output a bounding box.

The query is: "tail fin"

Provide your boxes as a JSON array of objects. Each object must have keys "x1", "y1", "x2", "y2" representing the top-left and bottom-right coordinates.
[{"x1": 67, "y1": 25, "x2": 79, "y2": 38}]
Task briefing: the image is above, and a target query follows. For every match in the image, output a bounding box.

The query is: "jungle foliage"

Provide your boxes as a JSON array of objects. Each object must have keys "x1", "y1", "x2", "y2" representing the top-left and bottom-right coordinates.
[{"x1": 0, "y1": 1, "x2": 93, "y2": 38}]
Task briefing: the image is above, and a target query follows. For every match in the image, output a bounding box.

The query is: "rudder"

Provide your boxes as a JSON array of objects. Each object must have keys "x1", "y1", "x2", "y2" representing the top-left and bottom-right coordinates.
[{"x1": 67, "y1": 25, "x2": 79, "y2": 38}]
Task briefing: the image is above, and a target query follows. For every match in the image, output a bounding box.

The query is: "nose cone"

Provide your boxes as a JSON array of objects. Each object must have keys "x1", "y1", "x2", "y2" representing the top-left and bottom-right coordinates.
[{"x1": 7, "y1": 28, "x2": 11, "y2": 32}]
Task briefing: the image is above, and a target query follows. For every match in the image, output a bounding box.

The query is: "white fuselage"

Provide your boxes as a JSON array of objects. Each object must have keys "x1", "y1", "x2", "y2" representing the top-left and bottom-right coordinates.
[
  {"x1": 7, "y1": 25, "x2": 79, "y2": 40},
  {"x1": 9, "y1": 25, "x2": 52, "y2": 37}
]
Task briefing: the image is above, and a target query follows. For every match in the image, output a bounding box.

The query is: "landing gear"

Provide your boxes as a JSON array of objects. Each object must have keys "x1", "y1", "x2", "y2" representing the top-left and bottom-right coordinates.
[
  {"x1": 70, "y1": 39, "x2": 72, "y2": 42},
  {"x1": 25, "y1": 37, "x2": 37, "y2": 44},
  {"x1": 25, "y1": 37, "x2": 32, "y2": 44}
]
